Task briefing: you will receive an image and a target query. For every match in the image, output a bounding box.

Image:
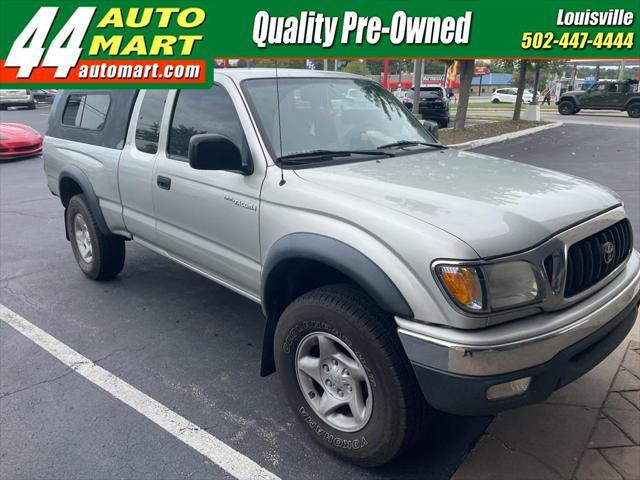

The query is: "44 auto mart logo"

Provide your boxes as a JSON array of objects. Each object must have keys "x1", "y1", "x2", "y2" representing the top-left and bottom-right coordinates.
[{"x1": 1, "y1": 6, "x2": 209, "y2": 86}]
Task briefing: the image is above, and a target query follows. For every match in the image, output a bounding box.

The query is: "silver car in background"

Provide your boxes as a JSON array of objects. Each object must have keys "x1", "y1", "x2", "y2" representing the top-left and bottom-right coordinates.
[{"x1": 0, "y1": 89, "x2": 37, "y2": 110}]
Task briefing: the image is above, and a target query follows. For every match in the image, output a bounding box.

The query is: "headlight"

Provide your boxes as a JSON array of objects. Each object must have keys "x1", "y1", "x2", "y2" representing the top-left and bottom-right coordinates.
[{"x1": 435, "y1": 261, "x2": 542, "y2": 313}]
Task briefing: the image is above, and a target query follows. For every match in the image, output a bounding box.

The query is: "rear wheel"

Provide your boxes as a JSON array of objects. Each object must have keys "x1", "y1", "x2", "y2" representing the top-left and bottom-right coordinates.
[
  {"x1": 274, "y1": 284, "x2": 427, "y2": 466},
  {"x1": 558, "y1": 100, "x2": 576, "y2": 115},
  {"x1": 66, "y1": 194, "x2": 125, "y2": 280},
  {"x1": 438, "y1": 118, "x2": 450, "y2": 128},
  {"x1": 628, "y1": 103, "x2": 640, "y2": 118}
]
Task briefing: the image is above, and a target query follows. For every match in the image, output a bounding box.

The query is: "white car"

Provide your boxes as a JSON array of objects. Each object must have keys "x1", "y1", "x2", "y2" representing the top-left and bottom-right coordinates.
[{"x1": 491, "y1": 88, "x2": 533, "y2": 104}]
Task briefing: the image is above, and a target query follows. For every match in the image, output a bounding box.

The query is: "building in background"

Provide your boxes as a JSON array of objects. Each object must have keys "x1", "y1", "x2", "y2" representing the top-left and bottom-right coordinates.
[{"x1": 470, "y1": 73, "x2": 514, "y2": 96}]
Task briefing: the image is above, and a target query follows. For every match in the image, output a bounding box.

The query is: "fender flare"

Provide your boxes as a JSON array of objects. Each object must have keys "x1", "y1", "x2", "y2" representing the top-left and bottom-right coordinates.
[
  {"x1": 259, "y1": 233, "x2": 413, "y2": 376},
  {"x1": 59, "y1": 165, "x2": 111, "y2": 236},
  {"x1": 624, "y1": 98, "x2": 640, "y2": 108}
]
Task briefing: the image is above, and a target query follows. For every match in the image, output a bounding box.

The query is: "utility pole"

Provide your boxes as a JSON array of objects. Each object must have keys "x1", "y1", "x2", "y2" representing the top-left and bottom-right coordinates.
[
  {"x1": 323, "y1": 59, "x2": 328, "y2": 71},
  {"x1": 412, "y1": 59, "x2": 423, "y2": 117},
  {"x1": 618, "y1": 60, "x2": 626, "y2": 81}
]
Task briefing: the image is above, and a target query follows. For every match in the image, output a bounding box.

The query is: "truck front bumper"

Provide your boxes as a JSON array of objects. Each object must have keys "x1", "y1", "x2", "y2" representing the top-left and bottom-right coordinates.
[{"x1": 397, "y1": 250, "x2": 640, "y2": 416}]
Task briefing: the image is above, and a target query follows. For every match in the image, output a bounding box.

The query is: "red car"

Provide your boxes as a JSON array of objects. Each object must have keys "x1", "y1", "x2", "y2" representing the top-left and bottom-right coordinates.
[{"x1": 0, "y1": 123, "x2": 43, "y2": 159}]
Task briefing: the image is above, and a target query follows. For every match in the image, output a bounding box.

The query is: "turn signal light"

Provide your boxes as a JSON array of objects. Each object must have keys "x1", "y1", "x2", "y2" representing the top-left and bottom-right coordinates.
[{"x1": 437, "y1": 265, "x2": 484, "y2": 311}]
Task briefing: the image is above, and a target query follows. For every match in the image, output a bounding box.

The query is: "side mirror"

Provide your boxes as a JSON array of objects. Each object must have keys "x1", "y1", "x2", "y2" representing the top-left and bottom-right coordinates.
[
  {"x1": 188, "y1": 134, "x2": 252, "y2": 174},
  {"x1": 421, "y1": 119, "x2": 439, "y2": 139}
]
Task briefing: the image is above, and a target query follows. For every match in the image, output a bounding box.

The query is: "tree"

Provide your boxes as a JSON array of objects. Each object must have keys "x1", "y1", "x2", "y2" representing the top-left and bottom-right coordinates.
[
  {"x1": 495, "y1": 59, "x2": 537, "y2": 120},
  {"x1": 342, "y1": 60, "x2": 371, "y2": 76},
  {"x1": 513, "y1": 60, "x2": 528, "y2": 121},
  {"x1": 487, "y1": 60, "x2": 516, "y2": 73},
  {"x1": 253, "y1": 59, "x2": 308, "y2": 69},
  {"x1": 424, "y1": 60, "x2": 449, "y2": 74},
  {"x1": 454, "y1": 59, "x2": 475, "y2": 131},
  {"x1": 528, "y1": 60, "x2": 566, "y2": 103}
]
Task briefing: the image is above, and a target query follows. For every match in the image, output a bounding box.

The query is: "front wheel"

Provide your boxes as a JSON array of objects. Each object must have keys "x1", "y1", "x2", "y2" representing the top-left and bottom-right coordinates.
[
  {"x1": 274, "y1": 284, "x2": 427, "y2": 467},
  {"x1": 66, "y1": 194, "x2": 125, "y2": 280},
  {"x1": 491, "y1": 98, "x2": 500, "y2": 103},
  {"x1": 628, "y1": 103, "x2": 640, "y2": 118},
  {"x1": 558, "y1": 100, "x2": 576, "y2": 115}
]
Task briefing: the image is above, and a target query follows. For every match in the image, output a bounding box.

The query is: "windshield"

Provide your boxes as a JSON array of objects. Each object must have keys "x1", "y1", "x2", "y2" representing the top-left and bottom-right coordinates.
[{"x1": 242, "y1": 78, "x2": 437, "y2": 160}]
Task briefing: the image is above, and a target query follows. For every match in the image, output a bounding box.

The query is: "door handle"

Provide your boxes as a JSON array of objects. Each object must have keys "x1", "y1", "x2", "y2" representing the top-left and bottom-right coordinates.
[{"x1": 157, "y1": 176, "x2": 171, "y2": 190}]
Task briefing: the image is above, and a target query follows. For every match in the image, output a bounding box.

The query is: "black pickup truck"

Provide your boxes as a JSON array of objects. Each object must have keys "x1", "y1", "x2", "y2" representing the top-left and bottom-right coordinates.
[{"x1": 557, "y1": 79, "x2": 640, "y2": 118}]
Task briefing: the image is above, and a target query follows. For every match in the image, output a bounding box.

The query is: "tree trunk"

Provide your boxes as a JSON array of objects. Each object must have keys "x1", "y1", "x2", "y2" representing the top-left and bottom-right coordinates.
[
  {"x1": 532, "y1": 64, "x2": 541, "y2": 104},
  {"x1": 454, "y1": 59, "x2": 474, "y2": 131},
  {"x1": 513, "y1": 60, "x2": 528, "y2": 121}
]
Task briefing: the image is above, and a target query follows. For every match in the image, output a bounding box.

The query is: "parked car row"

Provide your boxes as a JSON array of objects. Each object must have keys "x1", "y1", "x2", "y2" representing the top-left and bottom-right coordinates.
[{"x1": 0, "y1": 89, "x2": 57, "y2": 110}]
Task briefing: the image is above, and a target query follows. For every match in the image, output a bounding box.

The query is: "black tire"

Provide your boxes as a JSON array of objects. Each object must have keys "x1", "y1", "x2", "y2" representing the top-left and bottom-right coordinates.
[
  {"x1": 491, "y1": 98, "x2": 500, "y2": 103},
  {"x1": 27, "y1": 102, "x2": 36, "y2": 110},
  {"x1": 0, "y1": 105, "x2": 7, "y2": 111},
  {"x1": 274, "y1": 284, "x2": 427, "y2": 467},
  {"x1": 628, "y1": 103, "x2": 640, "y2": 118},
  {"x1": 558, "y1": 100, "x2": 576, "y2": 115},
  {"x1": 438, "y1": 118, "x2": 449, "y2": 128},
  {"x1": 65, "y1": 194, "x2": 125, "y2": 280}
]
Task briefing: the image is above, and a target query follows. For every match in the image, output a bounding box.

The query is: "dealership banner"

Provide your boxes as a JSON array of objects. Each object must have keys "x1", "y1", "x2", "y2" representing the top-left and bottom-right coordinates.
[{"x1": 0, "y1": 0, "x2": 638, "y2": 88}]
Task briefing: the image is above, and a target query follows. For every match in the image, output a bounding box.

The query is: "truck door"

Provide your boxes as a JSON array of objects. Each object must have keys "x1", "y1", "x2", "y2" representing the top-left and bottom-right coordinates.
[
  {"x1": 581, "y1": 82, "x2": 608, "y2": 107},
  {"x1": 118, "y1": 90, "x2": 169, "y2": 243},
  {"x1": 152, "y1": 81, "x2": 265, "y2": 298},
  {"x1": 607, "y1": 82, "x2": 628, "y2": 108}
]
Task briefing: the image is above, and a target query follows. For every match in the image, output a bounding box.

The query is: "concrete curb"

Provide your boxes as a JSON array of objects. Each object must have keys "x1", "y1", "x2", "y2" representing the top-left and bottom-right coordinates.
[{"x1": 448, "y1": 122, "x2": 563, "y2": 150}]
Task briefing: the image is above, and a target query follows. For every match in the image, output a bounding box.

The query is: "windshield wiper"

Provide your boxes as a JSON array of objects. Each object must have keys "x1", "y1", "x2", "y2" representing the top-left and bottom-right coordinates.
[
  {"x1": 376, "y1": 140, "x2": 447, "y2": 150},
  {"x1": 278, "y1": 149, "x2": 395, "y2": 164}
]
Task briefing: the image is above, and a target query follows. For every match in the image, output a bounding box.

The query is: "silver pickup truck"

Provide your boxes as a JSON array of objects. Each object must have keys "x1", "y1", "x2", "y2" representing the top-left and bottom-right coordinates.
[{"x1": 43, "y1": 69, "x2": 640, "y2": 466}]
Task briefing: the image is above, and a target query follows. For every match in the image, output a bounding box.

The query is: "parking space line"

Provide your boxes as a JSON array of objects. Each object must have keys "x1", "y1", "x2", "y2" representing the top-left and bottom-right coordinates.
[{"x1": 0, "y1": 304, "x2": 280, "y2": 480}]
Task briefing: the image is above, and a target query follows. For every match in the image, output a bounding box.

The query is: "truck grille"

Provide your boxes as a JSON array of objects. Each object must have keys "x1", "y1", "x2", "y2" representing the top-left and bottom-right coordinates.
[{"x1": 564, "y1": 219, "x2": 633, "y2": 297}]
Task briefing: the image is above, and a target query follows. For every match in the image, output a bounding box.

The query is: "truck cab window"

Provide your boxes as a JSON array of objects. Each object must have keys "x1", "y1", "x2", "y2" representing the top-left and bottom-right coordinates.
[
  {"x1": 135, "y1": 90, "x2": 168, "y2": 154},
  {"x1": 168, "y1": 86, "x2": 244, "y2": 160},
  {"x1": 62, "y1": 94, "x2": 110, "y2": 130}
]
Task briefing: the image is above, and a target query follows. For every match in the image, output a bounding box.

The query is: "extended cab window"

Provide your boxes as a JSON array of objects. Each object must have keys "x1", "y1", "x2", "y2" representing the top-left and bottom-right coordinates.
[
  {"x1": 135, "y1": 90, "x2": 168, "y2": 154},
  {"x1": 168, "y1": 86, "x2": 244, "y2": 159},
  {"x1": 62, "y1": 94, "x2": 110, "y2": 130}
]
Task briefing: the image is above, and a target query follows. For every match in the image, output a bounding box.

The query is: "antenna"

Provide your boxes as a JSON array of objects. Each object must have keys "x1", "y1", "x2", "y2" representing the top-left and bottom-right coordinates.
[{"x1": 275, "y1": 59, "x2": 286, "y2": 186}]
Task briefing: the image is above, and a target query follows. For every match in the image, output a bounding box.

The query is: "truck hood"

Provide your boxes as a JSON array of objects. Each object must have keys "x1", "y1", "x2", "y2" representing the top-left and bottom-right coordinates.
[{"x1": 294, "y1": 149, "x2": 620, "y2": 258}]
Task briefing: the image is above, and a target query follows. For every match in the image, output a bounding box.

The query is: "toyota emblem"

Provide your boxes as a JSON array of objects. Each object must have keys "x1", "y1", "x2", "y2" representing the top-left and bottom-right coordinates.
[{"x1": 602, "y1": 241, "x2": 615, "y2": 265}]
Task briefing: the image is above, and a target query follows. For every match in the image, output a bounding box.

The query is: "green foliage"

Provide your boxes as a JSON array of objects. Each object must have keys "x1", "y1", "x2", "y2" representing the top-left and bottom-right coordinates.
[
  {"x1": 253, "y1": 59, "x2": 308, "y2": 69},
  {"x1": 423, "y1": 60, "x2": 450, "y2": 74},
  {"x1": 342, "y1": 60, "x2": 371, "y2": 76}
]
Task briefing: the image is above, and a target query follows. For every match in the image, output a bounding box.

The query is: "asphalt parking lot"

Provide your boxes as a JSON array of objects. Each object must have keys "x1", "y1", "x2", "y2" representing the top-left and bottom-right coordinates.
[{"x1": 1, "y1": 105, "x2": 639, "y2": 480}]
